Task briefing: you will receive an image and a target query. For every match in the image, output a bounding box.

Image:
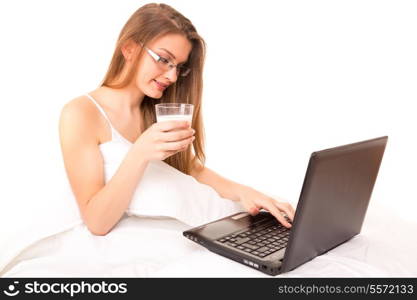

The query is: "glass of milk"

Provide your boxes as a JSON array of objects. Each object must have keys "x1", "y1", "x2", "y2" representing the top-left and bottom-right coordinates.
[{"x1": 155, "y1": 103, "x2": 194, "y2": 125}]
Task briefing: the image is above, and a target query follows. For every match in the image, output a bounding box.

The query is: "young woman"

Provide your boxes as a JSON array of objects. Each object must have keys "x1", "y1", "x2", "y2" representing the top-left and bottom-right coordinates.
[{"x1": 59, "y1": 3, "x2": 295, "y2": 236}]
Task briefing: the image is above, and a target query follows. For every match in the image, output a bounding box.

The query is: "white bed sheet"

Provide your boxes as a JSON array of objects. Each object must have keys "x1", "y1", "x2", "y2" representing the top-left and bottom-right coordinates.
[{"x1": 1, "y1": 202, "x2": 416, "y2": 278}]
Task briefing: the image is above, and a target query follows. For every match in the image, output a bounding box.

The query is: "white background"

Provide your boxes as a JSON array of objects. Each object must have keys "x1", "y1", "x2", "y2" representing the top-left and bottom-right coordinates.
[{"x1": 0, "y1": 0, "x2": 416, "y2": 244}]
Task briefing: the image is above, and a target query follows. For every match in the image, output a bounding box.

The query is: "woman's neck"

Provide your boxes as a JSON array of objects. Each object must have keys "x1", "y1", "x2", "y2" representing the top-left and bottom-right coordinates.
[{"x1": 95, "y1": 85, "x2": 145, "y2": 114}]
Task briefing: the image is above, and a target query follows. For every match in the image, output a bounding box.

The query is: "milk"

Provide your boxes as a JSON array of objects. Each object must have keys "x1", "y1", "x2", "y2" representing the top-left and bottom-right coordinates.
[{"x1": 157, "y1": 114, "x2": 192, "y2": 123}]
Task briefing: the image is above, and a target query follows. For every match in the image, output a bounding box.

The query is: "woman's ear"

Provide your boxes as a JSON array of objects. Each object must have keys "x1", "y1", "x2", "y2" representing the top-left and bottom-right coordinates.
[{"x1": 121, "y1": 40, "x2": 140, "y2": 61}]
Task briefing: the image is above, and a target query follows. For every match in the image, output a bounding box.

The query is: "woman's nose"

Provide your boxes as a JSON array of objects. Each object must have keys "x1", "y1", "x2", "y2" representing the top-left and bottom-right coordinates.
[{"x1": 164, "y1": 67, "x2": 178, "y2": 82}]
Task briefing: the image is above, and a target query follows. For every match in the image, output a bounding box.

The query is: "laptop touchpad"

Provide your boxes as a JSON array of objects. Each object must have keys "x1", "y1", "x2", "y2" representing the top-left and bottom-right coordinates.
[{"x1": 194, "y1": 211, "x2": 273, "y2": 240}]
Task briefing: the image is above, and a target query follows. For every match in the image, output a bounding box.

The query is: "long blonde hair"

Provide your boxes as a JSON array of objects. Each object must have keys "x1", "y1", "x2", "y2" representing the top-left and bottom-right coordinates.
[{"x1": 101, "y1": 3, "x2": 206, "y2": 175}]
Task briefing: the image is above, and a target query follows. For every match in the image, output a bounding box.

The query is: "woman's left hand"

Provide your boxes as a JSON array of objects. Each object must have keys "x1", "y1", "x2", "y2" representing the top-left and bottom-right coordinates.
[{"x1": 236, "y1": 186, "x2": 295, "y2": 228}]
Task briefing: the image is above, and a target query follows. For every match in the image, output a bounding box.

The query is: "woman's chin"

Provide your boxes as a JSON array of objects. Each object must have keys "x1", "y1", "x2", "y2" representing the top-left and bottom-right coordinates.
[{"x1": 145, "y1": 90, "x2": 163, "y2": 99}]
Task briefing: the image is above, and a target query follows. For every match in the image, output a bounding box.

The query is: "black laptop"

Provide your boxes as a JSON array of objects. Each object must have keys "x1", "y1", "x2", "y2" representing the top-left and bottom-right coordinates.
[{"x1": 183, "y1": 136, "x2": 388, "y2": 276}]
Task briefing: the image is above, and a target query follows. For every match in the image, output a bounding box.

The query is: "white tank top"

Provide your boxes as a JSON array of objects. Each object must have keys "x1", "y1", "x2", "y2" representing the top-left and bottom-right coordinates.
[
  {"x1": 84, "y1": 93, "x2": 244, "y2": 226},
  {"x1": 84, "y1": 93, "x2": 134, "y2": 183},
  {"x1": 81, "y1": 94, "x2": 243, "y2": 226}
]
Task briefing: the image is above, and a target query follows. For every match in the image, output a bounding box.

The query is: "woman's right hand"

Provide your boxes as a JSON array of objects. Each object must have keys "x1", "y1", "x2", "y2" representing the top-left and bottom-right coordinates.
[{"x1": 133, "y1": 120, "x2": 195, "y2": 162}]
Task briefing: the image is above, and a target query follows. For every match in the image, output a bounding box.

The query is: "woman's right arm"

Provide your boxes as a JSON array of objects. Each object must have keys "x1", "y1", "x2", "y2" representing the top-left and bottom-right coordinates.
[{"x1": 59, "y1": 100, "x2": 194, "y2": 236}]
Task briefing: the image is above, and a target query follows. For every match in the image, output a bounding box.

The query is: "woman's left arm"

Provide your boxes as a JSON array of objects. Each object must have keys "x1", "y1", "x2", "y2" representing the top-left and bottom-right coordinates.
[{"x1": 190, "y1": 161, "x2": 295, "y2": 228}]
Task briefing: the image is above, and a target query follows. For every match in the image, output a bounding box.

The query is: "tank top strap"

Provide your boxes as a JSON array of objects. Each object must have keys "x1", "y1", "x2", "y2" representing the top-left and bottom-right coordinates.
[
  {"x1": 84, "y1": 93, "x2": 113, "y2": 125},
  {"x1": 85, "y1": 93, "x2": 120, "y2": 141},
  {"x1": 85, "y1": 93, "x2": 132, "y2": 144}
]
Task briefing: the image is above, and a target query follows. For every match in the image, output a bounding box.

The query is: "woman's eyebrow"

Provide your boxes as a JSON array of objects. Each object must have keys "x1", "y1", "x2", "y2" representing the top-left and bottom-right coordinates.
[
  {"x1": 158, "y1": 48, "x2": 187, "y2": 64},
  {"x1": 158, "y1": 48, "x2": 176, "y2": 59}
]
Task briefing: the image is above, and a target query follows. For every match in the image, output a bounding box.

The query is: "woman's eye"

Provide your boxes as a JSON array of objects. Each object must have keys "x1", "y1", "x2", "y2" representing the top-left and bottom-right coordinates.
[{"x1": 159, "y1": 57, "x2": 170, "y2": 64}]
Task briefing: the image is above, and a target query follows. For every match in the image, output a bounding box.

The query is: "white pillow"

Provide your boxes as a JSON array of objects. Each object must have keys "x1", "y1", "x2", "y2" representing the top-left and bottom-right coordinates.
[{"x1": 126, "y1": 160, "x2": 244, "y2": 227}]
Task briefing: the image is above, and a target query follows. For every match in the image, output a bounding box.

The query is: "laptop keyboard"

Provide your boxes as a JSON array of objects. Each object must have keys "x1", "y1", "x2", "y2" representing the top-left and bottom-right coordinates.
[{"x1": 216, "y1": 220, "x2": 290, "y2": 258}]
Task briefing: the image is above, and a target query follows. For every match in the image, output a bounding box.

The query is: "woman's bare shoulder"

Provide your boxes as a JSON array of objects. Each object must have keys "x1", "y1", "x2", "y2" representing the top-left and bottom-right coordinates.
[
  {"x1": 61, "y1": 95, "x2": 98, "y2": 120},
  {"x1": 59, "y1": 95, "x2": 102, "y2": 142}
]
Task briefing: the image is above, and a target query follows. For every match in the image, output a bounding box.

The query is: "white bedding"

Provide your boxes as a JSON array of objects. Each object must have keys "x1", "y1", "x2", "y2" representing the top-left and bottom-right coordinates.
[{"x1": 1, "y1": 201, "x2": 416, "y2": 277}]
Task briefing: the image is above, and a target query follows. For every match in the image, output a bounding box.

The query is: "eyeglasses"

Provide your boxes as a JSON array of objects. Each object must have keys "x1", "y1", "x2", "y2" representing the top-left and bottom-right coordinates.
[{"x1": 143, "y1": 45, "x2": 191, "y2": 77}]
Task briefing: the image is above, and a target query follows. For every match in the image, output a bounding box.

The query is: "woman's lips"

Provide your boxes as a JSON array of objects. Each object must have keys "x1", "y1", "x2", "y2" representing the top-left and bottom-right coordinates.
[{"x1": 153, "y1": 80, "x2": 168, "y2": 91}]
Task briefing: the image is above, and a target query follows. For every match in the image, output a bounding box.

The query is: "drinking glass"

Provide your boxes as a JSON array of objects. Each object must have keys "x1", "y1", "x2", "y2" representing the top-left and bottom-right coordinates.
[{"x1": 155, "y1": 103, "x2": 194, "y2": 125}]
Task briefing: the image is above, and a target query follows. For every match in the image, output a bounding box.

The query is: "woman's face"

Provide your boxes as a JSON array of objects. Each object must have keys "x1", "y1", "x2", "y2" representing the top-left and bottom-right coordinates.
[{"x1": 135, "y1": 34, "x2": 192, "y2": 99}]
